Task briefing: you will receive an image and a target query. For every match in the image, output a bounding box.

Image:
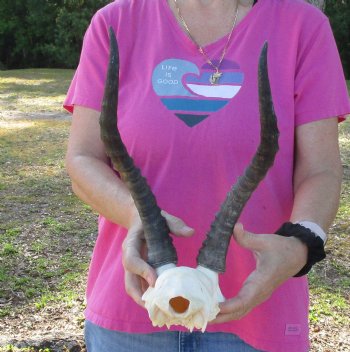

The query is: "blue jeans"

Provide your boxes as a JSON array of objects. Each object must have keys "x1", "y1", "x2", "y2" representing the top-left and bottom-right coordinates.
[{"x1": 85, "y1": 320, "x2": 264, "y2": 352}]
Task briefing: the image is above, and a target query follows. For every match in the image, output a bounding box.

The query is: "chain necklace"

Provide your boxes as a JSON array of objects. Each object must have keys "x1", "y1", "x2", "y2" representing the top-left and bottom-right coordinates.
[{"x1": 174, "y1": 0, "x2": 239, "y2": 85}]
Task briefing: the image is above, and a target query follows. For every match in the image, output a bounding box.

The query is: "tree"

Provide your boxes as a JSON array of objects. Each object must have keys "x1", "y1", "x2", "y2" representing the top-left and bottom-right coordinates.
[
  {"x1": 0, "y1": 0, "x2": 111, "y2": 69},
  {"x1": 0, "y1": 0, "x2": 349, "y2": 77},
  {"x1": 47, "y1": 0, "x2": 112, "y2": 68},
  {"x1": 325, "y1": 0, "x2": 350, "y2": 79},
  {"x1": 306, "y1": 0, "x2": 325, "y2": 11}
]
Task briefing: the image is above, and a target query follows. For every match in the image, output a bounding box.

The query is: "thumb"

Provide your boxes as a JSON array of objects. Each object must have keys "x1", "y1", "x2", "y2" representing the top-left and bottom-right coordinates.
[
  {"x1": 233, "y1": 223, "x2": 263, "y2": 251},
  {"x1": 161, "y1": 211, "x2": 194, "y2": 237}
]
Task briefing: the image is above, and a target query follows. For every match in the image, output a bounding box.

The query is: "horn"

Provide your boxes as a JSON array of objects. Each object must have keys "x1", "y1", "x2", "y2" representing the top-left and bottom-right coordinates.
[
  {"x1": 99, "y1": 27, "x2": 177, "y2": 268},
  {"x1": 197, "y1": 42, "x2": 279, "y2": 273}
]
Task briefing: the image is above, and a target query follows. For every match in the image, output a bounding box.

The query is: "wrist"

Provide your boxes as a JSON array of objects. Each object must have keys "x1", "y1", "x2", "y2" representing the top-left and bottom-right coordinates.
[
  {"x1": 295, "y1": 220, "x2": 327, "y2": 244},
  {"x1": 127, "y1": 204, "x2": 142, "y2": 230},
  {"x1": 275, "y1": 222, "x2": 326, "y2": 277}
]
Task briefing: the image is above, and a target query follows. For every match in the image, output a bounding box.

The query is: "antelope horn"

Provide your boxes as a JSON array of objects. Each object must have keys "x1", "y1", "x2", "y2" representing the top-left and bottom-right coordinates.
[
  {"x1": 197, "y1": 42, "x2": 279, "y2": 273},
  {"x1": 99, "y1": 27, "x2": 177, "y2": 268}
]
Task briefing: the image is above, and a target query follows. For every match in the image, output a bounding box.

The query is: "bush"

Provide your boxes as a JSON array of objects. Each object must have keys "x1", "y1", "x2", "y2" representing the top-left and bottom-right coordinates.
[
  {"x1": 49, "y1": 0, "x2": 112, "y2": 68},
  {"x1": 325, "y1": 0, "x2": 350, "y2": 79},
  {"x1": 0, "y1": 0, "x2": 349, "y2": 76},
  {"x1": 0, "y1": 0, "x2": 110, "y2": 69}
]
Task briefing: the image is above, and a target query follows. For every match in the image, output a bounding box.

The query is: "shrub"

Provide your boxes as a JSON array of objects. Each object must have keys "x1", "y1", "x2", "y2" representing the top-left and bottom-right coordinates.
[{"x1": 0, "y1": 0, "x2": 111, "y2": 69}]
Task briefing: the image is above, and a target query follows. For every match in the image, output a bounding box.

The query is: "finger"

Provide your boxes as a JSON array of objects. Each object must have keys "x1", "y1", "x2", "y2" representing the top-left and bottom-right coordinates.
[
  {"x1": 140, "y1": 276, "x2": 150, "y2": 293},
  {"x1": 122, "y1": 253, "x2": 157, "y2": 287},
  {"x1": 125, "y1": 271, "x2": 146, "y2": 307},
  {"x1": 210, "y1": 293, "x2": 254, "y2": 323},
  {"x1": 233, "y1": 223, "x2": 264, "y2": 251},
  {"x1": 123, "y1": 228, "x2": 145, "y2": 252},
  {"x1": 211, "y1": 274, "x2": 274, "y2": 323},
  {"x1": 217, "y1": 273, "x2": 272, "y2": 321},
  {"x1": 161, "y1": 211, "x2": 194, "y2": 237},
  {"x1": 211, "y1": 295, "x2": 249, "y2": 323},
  {"x1": 122, "y1": 234, "x2": 157, "y2": 287}
]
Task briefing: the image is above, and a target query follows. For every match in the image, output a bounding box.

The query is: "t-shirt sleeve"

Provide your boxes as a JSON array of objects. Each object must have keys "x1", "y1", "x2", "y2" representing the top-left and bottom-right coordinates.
[
  {"x1": 63, "y1": 10, "x2": 110, "y2": 114},
  {"x1": 294, "y1": 18, "x2": 350, "y2": 125}
]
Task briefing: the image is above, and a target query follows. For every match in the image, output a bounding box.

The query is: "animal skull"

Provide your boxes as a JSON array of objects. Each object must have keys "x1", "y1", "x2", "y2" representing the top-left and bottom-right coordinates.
[{"x1": 142, "y1": 265, "x2": 225, "y2": 332}]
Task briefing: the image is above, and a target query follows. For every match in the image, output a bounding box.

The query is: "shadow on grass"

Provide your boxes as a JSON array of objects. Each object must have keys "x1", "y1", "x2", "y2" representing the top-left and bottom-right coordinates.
[
  {"x1": 0, "y1": 69, "x2": 74, "y2": 81},
  {"x1": 0, "y1": 69, "x2": 74, "y2": 114},
  {"x1": 2, "y1": 337, "x2": 85, "y2": 352}
]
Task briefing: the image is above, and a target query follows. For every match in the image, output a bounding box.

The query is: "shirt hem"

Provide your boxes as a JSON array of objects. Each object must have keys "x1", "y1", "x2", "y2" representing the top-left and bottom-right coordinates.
[
  {"x1": 84, "y1": 309, "x2": 309, "y2": 352},
  {"x1": 63, "y1": 98, "x2": 102, "y2": 115},
  {"x1": 295, "y1": 107, "x2": 350, "y2": 126}
]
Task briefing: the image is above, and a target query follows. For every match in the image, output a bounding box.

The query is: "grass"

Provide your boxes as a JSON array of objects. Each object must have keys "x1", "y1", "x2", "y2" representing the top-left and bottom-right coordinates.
[
  {"x1": 0, "y1": 70, "x2": 349, "y2": 351},
  {"x1": 308, "y1": 271, "x2": 350, "y2": 325},
  {"x1": 0, "y1": 116, "x2": 95, "y2": 301},
  {"x1": 2, "y1": 348, "x2": 52, "y2": 352},
  {"x1": 0, "y1": 69, "x2": 73, "y2": 113},
  {"x1": 0, "y1": 69, "x2": 96, "y2": 351}
]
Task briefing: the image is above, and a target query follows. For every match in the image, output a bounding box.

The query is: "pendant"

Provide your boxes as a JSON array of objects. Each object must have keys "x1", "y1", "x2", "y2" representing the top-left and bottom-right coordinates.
[{"x1": 209, "y1": 71, "x2": 222, "y2": 85}]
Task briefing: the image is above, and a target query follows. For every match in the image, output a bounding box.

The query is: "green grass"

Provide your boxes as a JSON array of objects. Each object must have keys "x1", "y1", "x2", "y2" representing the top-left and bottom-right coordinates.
[
  {"x1": 309, "y1": 270, "x2": 350, "y2": 325},
  {"x1": 1, "y1": 347, "x2": 52, "y2": 352},
  {"x1": 35, "y1": 289, "x2": 79, "y2": 311},
  {"x1": 2, "y1": 243, "x2": 18, "y2": 256},
  {"x1": 0, "y1": 69, "x2": 97, "y2": 349},
  {"x1": 0, "y1": 69, "x2": 74, "y2": 113}
]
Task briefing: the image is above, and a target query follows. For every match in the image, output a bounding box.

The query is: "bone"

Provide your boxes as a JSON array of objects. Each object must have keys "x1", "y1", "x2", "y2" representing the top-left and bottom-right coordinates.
[{"x1": 142, "y1": 265, "x2": 225, "y2": 332}]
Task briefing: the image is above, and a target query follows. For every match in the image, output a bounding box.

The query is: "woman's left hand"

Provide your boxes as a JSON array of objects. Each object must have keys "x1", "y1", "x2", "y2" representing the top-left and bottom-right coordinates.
[{"x1": 211, "y1": 223, "x2": 308, "y2": 323}]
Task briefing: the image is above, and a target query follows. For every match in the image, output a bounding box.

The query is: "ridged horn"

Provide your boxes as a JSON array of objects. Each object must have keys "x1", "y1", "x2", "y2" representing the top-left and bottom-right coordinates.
[
  {"x1": 99, "y1": 27, "x2": 177, "y2": 268},
  {"x1": 197, "y1": 42, "x2": 279, "y2": 273}
]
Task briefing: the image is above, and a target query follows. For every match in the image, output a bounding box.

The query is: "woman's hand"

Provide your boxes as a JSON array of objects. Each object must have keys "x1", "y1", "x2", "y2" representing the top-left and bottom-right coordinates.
[
  {"x1": 122, "y1": 211, "x2": 194, "y2": 307},
  {"x1": 212, "y1": 223, "x2": 308, "y2": 323}
]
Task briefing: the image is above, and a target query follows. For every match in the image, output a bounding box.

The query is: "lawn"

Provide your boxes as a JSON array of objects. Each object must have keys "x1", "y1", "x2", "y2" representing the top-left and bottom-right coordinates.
[
  {"x1": 0, "y1": 69, "x2": 349, "y2": 351},
  {"x1": 0, "y1": 69, "x2": 96, "y2": 351},
  {"x1": 0, "y1": 69, "x2": 73, "y2": 114}
]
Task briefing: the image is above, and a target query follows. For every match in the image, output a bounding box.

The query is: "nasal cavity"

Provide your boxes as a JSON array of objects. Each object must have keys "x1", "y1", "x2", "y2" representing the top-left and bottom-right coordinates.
[{"x1": 169, "y1": 296, "x2": 190, "y2": 314}]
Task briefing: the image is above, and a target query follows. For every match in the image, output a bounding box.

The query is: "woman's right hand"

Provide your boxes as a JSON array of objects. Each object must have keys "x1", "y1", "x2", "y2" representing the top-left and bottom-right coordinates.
[{"x1": 122, "y1": 210, "x2": 194, "y2": 307}]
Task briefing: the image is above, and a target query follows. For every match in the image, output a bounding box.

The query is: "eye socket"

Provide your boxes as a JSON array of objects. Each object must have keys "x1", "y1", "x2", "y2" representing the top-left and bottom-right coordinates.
[{"x1": 169, "y1": 296, "x2": 190, "y2": 313}]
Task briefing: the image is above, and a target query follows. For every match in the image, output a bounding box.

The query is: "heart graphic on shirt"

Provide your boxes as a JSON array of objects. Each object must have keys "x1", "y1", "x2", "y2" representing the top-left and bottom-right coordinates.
[{"x1": 152, "y1": 59, "x2": 244, "y2": 127}]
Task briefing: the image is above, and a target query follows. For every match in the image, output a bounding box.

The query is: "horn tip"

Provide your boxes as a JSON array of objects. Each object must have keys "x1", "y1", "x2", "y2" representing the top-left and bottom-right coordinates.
[
  {"x1": 108, "y1": 26, "x2": 116, "y2": 40},
  {"x1": 260, "y1": 41, "x2": 268, "y2": 61}
]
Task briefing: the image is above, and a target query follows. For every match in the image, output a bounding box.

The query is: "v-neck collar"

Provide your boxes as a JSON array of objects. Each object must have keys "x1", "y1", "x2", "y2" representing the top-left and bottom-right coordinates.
[{"x1": 161, "y1": 0, "x2": 263, "y2": 54}]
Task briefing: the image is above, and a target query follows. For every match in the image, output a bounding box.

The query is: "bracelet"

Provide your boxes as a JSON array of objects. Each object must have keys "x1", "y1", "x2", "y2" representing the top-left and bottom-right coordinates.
[
  {"x1": 297, "y1": 220, "x2": 328, "y2": 244},
  {"x1": 275, "y1": 222, "x2": 326, "y2": 277}
]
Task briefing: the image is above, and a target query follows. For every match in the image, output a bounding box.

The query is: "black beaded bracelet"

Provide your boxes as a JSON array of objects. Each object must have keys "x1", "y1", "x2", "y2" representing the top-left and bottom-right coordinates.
[{"x1": 275, "y1": 222, "x2": 326, "y2": 277}]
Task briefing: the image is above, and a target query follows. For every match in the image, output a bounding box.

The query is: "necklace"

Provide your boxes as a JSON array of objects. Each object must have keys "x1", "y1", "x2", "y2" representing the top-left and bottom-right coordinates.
[{"x1": 174, "y1": 0, "x2": 239, "y2": 85}]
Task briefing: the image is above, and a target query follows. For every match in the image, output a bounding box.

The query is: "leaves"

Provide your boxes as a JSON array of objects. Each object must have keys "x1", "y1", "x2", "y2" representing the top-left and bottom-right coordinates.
[{"x1": 0, "y1": 0, "x2": 111, "y2": 69}]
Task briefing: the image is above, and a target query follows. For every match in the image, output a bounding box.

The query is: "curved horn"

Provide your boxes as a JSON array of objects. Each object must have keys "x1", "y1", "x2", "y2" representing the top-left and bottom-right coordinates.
[
  {"x1": 99, "y1": 27, "x2": 177, "y2": 268},
  {"x1": 197, "y1": 43, "x2": 279, "y2": 273}
]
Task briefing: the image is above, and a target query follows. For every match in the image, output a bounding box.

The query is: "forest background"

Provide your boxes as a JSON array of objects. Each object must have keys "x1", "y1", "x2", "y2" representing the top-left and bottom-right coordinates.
[{"x1": 0, "y1": 0, "x2": 349, "y2": 78}]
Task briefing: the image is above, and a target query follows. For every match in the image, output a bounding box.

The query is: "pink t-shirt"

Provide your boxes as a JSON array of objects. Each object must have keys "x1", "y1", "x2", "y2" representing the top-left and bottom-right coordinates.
[{"x1": 64, "y1": 1, "x2": 350, "y2": 351}]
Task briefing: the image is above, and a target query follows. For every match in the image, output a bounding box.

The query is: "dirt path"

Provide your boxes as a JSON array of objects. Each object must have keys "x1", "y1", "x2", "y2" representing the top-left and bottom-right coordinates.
[{"x1": 0, "y1": 110, "x2": 71, "y2": 121}]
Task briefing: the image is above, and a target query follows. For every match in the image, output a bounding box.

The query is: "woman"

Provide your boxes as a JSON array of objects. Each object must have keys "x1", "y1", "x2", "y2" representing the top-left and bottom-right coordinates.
[{"x1": 64, "y1": 0, "x2": 350, "y2": 351}]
